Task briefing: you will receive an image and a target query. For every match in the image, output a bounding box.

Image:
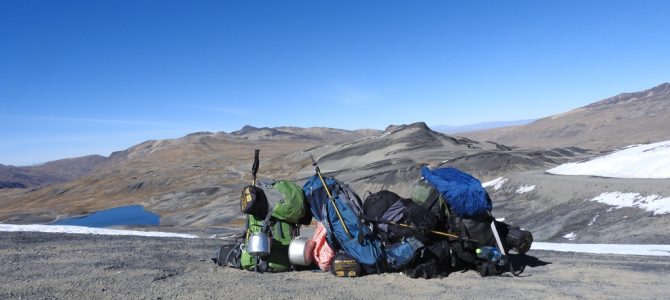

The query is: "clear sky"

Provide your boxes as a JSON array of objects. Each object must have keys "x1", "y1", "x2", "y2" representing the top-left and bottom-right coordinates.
[{"x1": 2, "y1": 0, "x2": 669, "y2": 166}]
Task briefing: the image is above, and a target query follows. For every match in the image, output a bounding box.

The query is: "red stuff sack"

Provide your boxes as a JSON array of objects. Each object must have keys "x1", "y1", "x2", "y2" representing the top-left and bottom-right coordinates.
[{"x1": 312, "y1": 222, "x2": 336, "y2": 271}]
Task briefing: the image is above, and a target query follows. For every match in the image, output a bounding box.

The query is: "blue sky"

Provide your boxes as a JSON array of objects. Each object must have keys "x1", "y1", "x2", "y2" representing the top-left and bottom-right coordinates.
[{"x1": 1, "y1": 0, "x2": 669, "y2": 165}]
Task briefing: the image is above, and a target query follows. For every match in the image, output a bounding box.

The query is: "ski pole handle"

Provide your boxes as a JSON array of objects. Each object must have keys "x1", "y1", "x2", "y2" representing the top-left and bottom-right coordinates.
[{"x1": 252, "y1": 149, "x2": 260, "y2": 186}]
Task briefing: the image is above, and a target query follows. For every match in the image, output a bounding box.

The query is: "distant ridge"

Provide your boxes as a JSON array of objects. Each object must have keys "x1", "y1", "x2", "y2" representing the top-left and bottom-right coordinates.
[
  {"x1": 461, "y1": 82, "x2": 670, "y2": 150},
  {"x1": 431, "y1": 119, "x2": 537, "y2": 134},
  {"x1": 231, "y1": 125, "x2": 382, "y2": 143},
  {"x1": 0, "y1": 155, "x2": 106, "y2": 188}
]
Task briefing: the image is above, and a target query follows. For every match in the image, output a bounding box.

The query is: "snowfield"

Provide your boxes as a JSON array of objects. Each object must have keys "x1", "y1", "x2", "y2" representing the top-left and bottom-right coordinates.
[
  {"x1": 0, "y1": 224, "x2": 198, "y2": 239},
  {"x1": 547, "y1": 140, "x2": 670, "y2": 178},
  {"x1": 2, "y1": 223, "x2": 669, "y2": 257},
  {"x1": 533, "y1": 242, "x2": 670, "y2": 256},
  {"x1": 544, "y1": 141, "x2": 670, "y2": 215},
  {"x1": 590, "y1": 192, "x2": 670, "y2": 215}
]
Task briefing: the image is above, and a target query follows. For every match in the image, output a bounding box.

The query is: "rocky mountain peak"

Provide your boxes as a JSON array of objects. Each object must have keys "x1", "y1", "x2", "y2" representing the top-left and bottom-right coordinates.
[
  {"x1": 384, "y1": 122, "x2": 431, "y2": 133},
  {"x1": 231, "y1": 125, "x2": 262, "y2": 135}
]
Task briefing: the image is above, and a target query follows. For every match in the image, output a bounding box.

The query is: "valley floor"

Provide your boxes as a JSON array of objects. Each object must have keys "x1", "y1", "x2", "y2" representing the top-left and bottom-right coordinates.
[{"x1": 1, "y1": 232, "x2": 669, "y2": 299}]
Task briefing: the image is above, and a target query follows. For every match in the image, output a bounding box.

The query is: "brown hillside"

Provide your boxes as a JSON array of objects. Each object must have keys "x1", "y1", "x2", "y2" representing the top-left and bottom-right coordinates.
[
  {"x1": 0, "y1": 123, "x2": 589, "y2": 229},
  {"x1": 461, "y1": 82, "x2": 670, "y2": 150}
]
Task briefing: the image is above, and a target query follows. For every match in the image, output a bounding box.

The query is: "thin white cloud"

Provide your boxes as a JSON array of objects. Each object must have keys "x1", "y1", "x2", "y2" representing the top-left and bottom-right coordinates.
[
  {"x1": 324, "y1": 83, "x2": 380, "y2": 106},
  {"x1": 0, "y1": 129, "x2": 192, "y2": 146},
  {"x1": 182, "y1": 105, "x2": 248, "y2": 117},
  {"x1": 7, "y1": 115, "x2": 171, "y2": 127}
]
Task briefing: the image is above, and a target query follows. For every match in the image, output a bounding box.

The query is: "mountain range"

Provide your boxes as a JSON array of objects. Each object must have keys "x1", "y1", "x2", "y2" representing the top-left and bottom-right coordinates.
[
  {"x1": 1, "y1": 82, "x2": 669, "y2": 243},
  {"x1": 431, "y1": 119, "x2": 536, "y2": 134},
  {"x1": 0, "y1": 121, "x2": 589, "y2": 229}
]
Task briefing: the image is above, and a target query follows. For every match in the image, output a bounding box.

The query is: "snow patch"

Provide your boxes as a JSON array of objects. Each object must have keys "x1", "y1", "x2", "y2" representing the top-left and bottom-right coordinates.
[
  {"x1": 0, "y1": 224, "x2": 198, "y2": 239},
  {"x1": 482, "y1": 177, "x2": 508, "y2": 190},
  {"x1": 588, "y1": 214, "x2": 599, "y2": 226},
  {"x1": 533, "y1": 243, "x2": 670, "y2": 256},
  {"x1": 563, "y1": 232, "x2": 577, "y2": 240},
  {"x1": 590, "y1": 192, "x2": 670, "y2": 215},
  {"x1": 547, "y1": 140, "x2": 670, "y2": 178},
  {"x1": 515, "y1": 185, "x2": 536, "y2": 193}
]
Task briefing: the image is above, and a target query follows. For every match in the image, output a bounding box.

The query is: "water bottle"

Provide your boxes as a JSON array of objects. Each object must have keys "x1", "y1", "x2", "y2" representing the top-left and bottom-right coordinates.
[{"x1": 476, "y1": 246, "x2": 508, "y2": 266}]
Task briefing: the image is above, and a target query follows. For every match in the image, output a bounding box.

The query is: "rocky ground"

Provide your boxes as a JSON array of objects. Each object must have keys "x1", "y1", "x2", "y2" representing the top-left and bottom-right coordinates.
[
  {"x1": 487, "y1": 170, "x2": 670, "y2": 244},
  {"x1": 1, "y1": 231, "x2": 668, "y2": 299}
]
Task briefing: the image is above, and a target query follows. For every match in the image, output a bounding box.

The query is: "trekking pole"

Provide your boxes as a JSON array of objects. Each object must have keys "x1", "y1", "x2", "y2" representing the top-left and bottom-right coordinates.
[
  {"x1": 246, "y1": 149, "x2": 260, "y2": 243},
  {"x1": 252, "y1": 149, "x2": 260, "y2": 186},
  {"x1": 362, "y1": 215, "x2": 476, "y2": 242},
  {"x1": 310, "y1": 154, "x2": 352, "y2": 239}
]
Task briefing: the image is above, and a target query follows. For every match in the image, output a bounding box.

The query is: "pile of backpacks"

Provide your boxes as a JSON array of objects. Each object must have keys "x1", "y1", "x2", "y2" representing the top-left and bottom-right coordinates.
[{"x1": 213, "y1": 154, "x2": 533, "y2": 279}]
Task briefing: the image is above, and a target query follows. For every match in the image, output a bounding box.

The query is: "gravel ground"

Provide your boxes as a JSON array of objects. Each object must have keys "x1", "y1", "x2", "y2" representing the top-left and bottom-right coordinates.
[{"x1": 1, "y1": 232, "x2": 669, "y2": 299}]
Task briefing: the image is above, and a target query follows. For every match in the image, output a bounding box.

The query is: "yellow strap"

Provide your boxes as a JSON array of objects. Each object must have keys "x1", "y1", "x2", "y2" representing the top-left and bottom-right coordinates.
[{"x1": 317, "y1": 174, "x2": 351, "y2": 238}]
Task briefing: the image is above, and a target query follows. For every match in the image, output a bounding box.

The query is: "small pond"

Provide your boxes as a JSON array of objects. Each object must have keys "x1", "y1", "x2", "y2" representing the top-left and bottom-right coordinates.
[{"x1": 51, "y1": 205, "x2": 159, "y2": 227}]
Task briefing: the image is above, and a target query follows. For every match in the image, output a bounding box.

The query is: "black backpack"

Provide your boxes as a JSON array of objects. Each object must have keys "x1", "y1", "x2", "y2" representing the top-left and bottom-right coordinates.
[
  {"x1": 363, "y1": 190, "x2": 438, "y2": 244},
  {"x1": 449, "y1": 214, "x2": 532, "y2": 276},
  {"x1": 212, "y1": 235, "x2": 244, "y2": 269},
  {"x1": 411, "y1": 176, "x2": 529, "y2": 277},
  {"x1": 398, "y1": 238, "x2": 455, "y2": 279}
]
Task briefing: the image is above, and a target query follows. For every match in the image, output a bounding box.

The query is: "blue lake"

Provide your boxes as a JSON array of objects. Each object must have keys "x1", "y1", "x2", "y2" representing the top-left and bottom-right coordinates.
[{"x1": 51, "y1": 205, "x2": 160, "y2": 228}]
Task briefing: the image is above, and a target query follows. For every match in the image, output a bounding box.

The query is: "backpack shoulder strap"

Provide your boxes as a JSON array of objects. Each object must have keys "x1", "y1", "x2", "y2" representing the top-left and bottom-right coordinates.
[
  {"x1": 262, "y1": 205, "x2": 275, "y2": 233},
  {"x1": 244, "y1": 214, "x2": 251, "y2": 241}
]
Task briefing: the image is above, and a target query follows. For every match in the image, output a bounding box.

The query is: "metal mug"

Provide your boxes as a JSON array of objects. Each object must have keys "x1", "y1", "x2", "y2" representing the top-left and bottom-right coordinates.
[{"x1": 247, "y1": 232, "x2": 271, "y2": 257}]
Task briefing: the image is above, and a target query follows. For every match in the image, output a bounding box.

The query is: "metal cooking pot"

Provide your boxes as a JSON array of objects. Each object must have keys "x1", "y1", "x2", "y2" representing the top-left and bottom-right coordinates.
[
  {"x1": 247, "y1": 232, "x2": 271, "y2": 257},
  {"x1": 289, "y1": 237, "x2": 316, "y2": 266}
]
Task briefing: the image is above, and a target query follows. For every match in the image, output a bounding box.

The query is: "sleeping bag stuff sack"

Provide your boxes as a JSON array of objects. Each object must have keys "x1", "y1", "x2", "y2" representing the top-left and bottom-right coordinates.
[
  {"x1": 303, "y1": 175, "x2": 386, "y2": 274},
  {"x1": 420, "y1": 166, "x2": 492, "y2": 217}
]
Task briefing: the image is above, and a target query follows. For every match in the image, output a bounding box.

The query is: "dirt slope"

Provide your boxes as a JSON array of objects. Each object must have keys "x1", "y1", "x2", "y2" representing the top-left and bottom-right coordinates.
[{"x1": 462, "y1": 82, "x2": 670, "y2": 150}]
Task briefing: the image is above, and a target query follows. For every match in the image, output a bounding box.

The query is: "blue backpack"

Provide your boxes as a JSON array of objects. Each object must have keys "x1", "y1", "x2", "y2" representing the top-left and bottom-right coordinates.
[
  {"x1": 420, "y1": 166, "x2": 492, "y2": 217},
  {"x1": 303, "y1": 175, "x2": 386, "y2": 273}
]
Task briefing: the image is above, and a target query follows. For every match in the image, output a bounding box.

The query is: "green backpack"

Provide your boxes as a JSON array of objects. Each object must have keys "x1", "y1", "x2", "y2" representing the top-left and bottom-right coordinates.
[
  {"x1": 239, "y1": 180, "x2": 308, "y2": 272},
  {"x1": 259, "y1": 180, "x2": 307, "y2": 224},
  {"x1": 241, "y1": 214, "x2": 297, "y2": 272}
]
